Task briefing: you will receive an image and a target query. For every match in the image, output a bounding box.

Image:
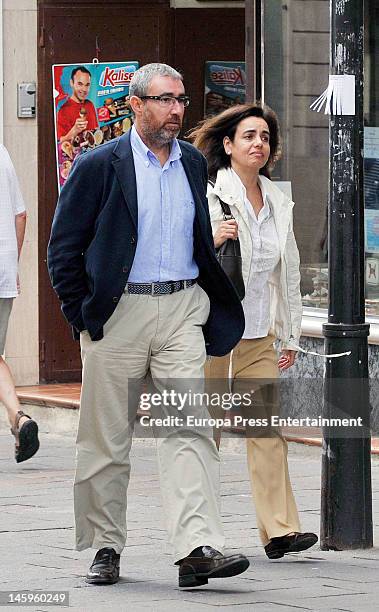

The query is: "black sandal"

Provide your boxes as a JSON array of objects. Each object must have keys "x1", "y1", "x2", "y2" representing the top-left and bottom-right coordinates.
[{"x1": 10, "y1": 410, "x2": 40, "y2": 463}]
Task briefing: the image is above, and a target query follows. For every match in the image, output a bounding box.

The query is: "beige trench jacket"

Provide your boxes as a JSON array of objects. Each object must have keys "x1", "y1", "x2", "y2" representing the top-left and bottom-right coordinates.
[{"x1": 207, "y1": 167, "x2": 302, "y2": 349}]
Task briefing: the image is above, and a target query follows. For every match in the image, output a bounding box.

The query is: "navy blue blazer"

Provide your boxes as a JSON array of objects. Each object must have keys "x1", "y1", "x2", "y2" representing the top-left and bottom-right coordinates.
[{"x1": 47, "y1": 130, "x2": 245, "y2": 356}]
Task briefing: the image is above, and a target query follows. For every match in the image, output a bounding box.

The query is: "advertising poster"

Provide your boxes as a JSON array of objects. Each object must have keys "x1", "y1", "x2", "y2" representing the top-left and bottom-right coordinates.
[
  {"x1": 365, "y1": 210, "x2": 379, "y2": 255},
  {"x1": 364, "y1": 127, "x2": 379, "y2": 254},
  {"x1": 52, "y1": 60, "x2": 139, "y2": 190},
  {"x1": 204, "y1": 61, "x2": 246, "y2": 118}
]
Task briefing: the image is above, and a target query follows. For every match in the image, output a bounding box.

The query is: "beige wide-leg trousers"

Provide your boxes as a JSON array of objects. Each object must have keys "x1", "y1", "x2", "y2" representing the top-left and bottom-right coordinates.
[
  {"x1": 75, "y1": 284, "x2": 225, "y2": 561},
  {"x1": 205, "y1": 335, "x2": 300, "y2": 546}
]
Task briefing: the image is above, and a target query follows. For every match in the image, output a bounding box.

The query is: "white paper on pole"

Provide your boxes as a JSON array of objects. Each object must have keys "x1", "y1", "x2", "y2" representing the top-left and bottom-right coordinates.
[{"x1": 310, "y1": 74, "x2": 355, "y2": 116}]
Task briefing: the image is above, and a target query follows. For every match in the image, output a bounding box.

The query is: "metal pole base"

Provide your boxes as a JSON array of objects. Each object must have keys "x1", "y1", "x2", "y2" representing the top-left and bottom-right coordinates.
[{"x1": 321, "y1": 323, "x2": 372, "y2": 550}]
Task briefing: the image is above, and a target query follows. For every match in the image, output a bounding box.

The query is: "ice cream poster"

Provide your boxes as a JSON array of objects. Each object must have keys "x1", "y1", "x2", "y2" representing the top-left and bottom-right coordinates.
[
  {"x1": 204, "y1": 61, "x2": 246, "y2": 118},
  {"x1": 52, "y1": 61, "x2": 139, "y2": 190}
]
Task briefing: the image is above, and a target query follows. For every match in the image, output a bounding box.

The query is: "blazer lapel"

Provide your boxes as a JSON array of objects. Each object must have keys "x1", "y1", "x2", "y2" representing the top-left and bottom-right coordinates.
[
  {"x1": 268, "y1": 191, "x2": 292, "y2": 256},
  {"x1": 215, "y1": 168, "x2": 250, "y2": 232},
  {"x1": 112, "y1": 131, "x2": 138, "y2": 231},
  {"x1": 180, "y1": 146, "x2": 208, "y2": 227}
]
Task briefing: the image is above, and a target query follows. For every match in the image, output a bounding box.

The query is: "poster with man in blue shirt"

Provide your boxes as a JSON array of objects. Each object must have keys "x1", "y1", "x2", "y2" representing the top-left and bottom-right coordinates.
[{"x1": 47, "y1": 63, "x2": 247, "y2": 589}]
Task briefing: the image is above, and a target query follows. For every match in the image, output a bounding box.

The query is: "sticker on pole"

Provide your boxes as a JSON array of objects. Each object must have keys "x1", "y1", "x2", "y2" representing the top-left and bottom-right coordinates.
[{"x1": 310, "y1": 75, "x2": 355, "y2": 116}]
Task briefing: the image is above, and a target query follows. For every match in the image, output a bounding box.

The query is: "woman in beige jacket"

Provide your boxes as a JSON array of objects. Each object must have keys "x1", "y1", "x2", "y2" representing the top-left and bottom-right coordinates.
[{"x1": 191, "y1": 103, "x2": 317, "y2": 560}]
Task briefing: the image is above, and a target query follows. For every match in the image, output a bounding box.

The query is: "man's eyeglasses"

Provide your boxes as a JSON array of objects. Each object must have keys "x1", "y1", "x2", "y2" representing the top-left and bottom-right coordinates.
[{"x1": 139, "y1": 95, "x2": 190, "y2": 108}]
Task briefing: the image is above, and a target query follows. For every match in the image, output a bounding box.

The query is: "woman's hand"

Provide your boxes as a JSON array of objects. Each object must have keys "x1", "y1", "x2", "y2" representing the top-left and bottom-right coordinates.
[
  {"x1": 214, "y1": 220, "x2": 238, "y2": 248},
  {"x1": 278, "y1": 349, "x2": 297, "y2": 370}
]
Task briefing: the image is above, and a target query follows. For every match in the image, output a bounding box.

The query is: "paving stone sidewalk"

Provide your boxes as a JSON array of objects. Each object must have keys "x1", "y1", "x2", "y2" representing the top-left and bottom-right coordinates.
[{"x1": 0, "y1": 429, "x2": 378, "y2": 612}]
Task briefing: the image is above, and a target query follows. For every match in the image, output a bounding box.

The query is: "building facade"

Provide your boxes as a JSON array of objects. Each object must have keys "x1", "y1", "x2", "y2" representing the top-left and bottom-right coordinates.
[{"x1": 2, "y1": 0, "x2": 378, "y2": 384}]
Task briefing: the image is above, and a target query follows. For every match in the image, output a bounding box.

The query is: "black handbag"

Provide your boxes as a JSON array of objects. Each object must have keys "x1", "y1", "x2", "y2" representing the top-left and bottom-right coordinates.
[{"x1": 215, "y1": 196, "x2": 245, "y2": 301}]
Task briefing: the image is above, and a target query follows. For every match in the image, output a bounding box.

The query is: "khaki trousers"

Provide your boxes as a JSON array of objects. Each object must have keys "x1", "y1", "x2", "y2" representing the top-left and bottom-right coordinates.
[
  {"x1": 205, "y1": 335, "x2": 300, "y2": 546},
  {"x1": 75, "y1": 284, "x2": 225, "y2": 561}
]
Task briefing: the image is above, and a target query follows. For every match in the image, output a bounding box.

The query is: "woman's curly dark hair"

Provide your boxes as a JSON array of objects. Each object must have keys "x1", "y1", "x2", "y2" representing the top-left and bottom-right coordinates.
[{"x1": 188, "y1": 103, "x2": 281, "y2": 181}]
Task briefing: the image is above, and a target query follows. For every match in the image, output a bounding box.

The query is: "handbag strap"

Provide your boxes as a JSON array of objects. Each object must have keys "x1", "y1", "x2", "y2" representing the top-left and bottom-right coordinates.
[
  {"x1": 218, "y1": 198, "x2": 234, "y2": 221},
  {"x1": 208, "y1": 181, "x2": 241, "y2": 257}
]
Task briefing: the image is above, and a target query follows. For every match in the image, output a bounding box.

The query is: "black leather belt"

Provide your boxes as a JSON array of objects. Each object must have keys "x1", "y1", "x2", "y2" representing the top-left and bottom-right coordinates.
[{"x1": 125, "y1": 279, "x2": 197, "y2": 296}]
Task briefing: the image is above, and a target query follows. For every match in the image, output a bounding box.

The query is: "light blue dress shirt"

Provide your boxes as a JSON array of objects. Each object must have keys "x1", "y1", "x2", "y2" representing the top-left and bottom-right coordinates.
[{"x1": 128, "y1": 126, "x2": 199, "y2": 283}]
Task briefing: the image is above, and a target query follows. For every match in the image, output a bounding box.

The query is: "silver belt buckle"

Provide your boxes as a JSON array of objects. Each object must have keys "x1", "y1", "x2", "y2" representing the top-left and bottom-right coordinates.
[{"x1": 151, "y1": 282, "x2": 156, "y2": 296}]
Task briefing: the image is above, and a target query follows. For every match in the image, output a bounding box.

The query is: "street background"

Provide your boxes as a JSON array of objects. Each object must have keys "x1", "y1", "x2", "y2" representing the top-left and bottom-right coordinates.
[{"x1": 0, "y1": 428, "x2": 379, "y2": 611}]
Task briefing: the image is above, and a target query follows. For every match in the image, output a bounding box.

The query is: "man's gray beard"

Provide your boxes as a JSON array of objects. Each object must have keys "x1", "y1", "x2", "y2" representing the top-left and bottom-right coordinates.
[{"x1": 142, "y1": 124, "x2": 180, "y2": 147}]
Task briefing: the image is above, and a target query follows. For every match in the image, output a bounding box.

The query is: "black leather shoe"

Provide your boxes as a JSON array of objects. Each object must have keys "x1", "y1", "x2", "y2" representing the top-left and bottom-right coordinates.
[
  {"x1": 178, "y1": 546, "x2": 250, "y2": 588},
  {"x1": 265, "y1": 532, "x2": 318, "y2": 559},
  {"x1": 85, "y1": 548, "x2": 120, "y2": 584}
]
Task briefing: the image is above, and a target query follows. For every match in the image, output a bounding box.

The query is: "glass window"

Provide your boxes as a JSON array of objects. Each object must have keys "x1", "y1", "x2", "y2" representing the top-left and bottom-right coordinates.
[
  {"x1": 364, "y1": 0, "x2": 379, "y2": 316},
  {"x1": 263, "y1": 0, "x2": 379, "y2": 317}
]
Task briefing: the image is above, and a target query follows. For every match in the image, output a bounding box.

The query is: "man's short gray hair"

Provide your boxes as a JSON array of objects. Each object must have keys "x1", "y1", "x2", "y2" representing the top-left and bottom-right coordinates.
[{"x1": 129, "y1": 63, "x2": 183, "y2": 97}]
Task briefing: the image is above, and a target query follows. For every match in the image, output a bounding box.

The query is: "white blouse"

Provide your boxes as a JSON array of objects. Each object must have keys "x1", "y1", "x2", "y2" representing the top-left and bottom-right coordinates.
[
  {"x1": 231, "y1": 171, "x2": 280, "y2": 339},
  {"x1": 0, "y1": 145, "x2": 26, "y2": 298}
]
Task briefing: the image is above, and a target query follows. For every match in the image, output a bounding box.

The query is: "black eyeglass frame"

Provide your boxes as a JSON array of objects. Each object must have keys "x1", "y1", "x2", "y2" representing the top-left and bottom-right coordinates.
[{"x1": 139, "y1": 95, "x2": 190, "y2": 107}]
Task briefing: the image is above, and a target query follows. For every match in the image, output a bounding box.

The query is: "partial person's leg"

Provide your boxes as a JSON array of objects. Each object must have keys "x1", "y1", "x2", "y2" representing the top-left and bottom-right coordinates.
[
  {"x1": 149, "y1": 284, "x2": 225, "y2": 562},
  {"x1": 204, "y1": 353, "x2": 230, "y2": 380},
  {"x1": 75, "y1": 293, "x2": 154, "y2": 554},
  {"x1": 0, "y1": 357, "x2": 22, "y2": 427},
  {"x1": 232, "y1": 336, "x2": 300, "y2": 546},
  {"x1": 0, "y1": 299, "x2": 21, "y2": 426},
  {"x1": 204, "y1": 352, "x2": 231, "y2": 449},
  {"x1": 148, "y1": 285, "x2": 249, "y2": 587},
  {"x1": 0, "y1": 298, "x2": 39, "y2": 462}
]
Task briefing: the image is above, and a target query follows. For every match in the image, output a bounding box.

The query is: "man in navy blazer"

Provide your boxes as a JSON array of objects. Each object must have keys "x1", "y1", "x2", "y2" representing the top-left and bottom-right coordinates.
[
  {"x1": 48, "y1": 63, "x2": 247, "y2": 588},
  {"x1": 49, "y1": 122, "x2": 244, "y2": 355}
]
